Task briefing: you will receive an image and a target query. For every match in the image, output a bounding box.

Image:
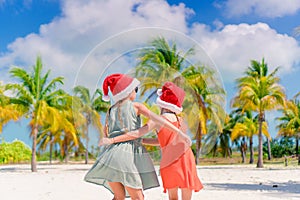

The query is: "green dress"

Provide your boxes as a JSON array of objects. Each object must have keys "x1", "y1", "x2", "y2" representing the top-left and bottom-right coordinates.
[{"x1": 84, "y1": 100, "x2": 159, "y2": 197}]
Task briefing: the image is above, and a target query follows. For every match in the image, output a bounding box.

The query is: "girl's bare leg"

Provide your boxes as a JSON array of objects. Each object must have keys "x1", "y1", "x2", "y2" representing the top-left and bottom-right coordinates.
[
  {"x1": 125, "y1": 186, "x2": 144, "y2": 200},
  {"x1": 108, "y1": 182, "x2": 126, "y2": 200},
  {"x1": 167, "y1": 188, "x2": 179, "y2": 200},
  {"x1": 181, "y1": 188, "x2": 192, "y2": 200}
]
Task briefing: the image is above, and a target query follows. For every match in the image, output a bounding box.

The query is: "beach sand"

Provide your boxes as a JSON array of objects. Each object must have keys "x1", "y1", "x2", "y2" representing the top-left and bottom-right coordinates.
[{"x1": 0, "y1": 163, "x2": 299, "y2": 200}]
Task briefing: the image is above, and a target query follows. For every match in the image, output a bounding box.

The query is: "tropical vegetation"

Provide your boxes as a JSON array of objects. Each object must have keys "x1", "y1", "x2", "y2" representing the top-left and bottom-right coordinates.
[
  {"x1": 73, "y1": 86, "x2": 109, "y2": 164},
  {"x1": 1, "y1": 36, "x2": 300, "y2": 171},
  {"x1": 231, "y1": 59, "x2": 286, "y2": 167},
  {"x1": 0, "y1": 139, "x2": 31, "y2": 164}
]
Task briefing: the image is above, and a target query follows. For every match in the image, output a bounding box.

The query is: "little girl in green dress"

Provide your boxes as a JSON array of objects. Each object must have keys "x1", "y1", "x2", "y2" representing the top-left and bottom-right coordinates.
[{"x1": 84, "y1": 74, "x2": 189, "y2": 200}]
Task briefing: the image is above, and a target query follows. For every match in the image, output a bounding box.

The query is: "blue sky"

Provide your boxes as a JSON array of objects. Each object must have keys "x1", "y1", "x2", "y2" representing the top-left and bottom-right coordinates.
[{"x1": 1, "y1": 0, "x2": 300, "y2": 148}]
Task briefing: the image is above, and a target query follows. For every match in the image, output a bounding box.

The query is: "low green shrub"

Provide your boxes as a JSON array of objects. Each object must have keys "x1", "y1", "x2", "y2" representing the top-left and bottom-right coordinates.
[{"x1": 0, "y1": 139, "x2": 31, "y2": 164}]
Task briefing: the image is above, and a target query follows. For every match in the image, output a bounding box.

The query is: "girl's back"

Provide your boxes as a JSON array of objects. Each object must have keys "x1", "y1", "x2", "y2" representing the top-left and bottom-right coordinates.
[{"x1": 108, "y1": 100, "x2": 141, "y2": 135}]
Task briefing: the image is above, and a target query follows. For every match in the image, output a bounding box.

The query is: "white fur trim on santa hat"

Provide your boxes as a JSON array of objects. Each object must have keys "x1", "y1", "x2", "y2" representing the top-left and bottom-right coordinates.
[
  {"x1": 112, "y1": 78, "x2": 140, "y2": 102},
  {"x1": 156, "y1": 89, "x2": 163, "y2": 96},
  {"x1": 156, "y1": 97, "x2": 183, "y2": 114},
  {"x1": 102, "y1": 95, "x2": 110, "y2": 102}
]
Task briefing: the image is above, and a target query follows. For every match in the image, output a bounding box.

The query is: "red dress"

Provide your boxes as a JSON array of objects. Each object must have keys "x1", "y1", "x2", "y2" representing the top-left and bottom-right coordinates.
[{"x1": 157, "y1": 120, "x2": 203, "y2": 193}]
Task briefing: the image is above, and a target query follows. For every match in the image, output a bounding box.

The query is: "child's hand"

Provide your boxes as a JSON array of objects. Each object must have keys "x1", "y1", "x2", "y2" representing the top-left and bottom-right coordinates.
[{"x1": 99, "y1": 137, "x2": 113, "y2": 146}]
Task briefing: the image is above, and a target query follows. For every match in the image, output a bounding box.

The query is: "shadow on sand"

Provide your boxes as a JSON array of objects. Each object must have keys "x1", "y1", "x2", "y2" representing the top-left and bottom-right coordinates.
[{"x1": 207, "y1": 182, "x2": 300, "y2": 194}]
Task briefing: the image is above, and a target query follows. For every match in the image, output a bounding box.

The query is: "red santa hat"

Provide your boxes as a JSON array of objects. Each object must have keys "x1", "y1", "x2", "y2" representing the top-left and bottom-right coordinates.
[
  {"x1": 102, "y1": 73, "x2": 140, "y2": 103},
  {"x1": 156, "y1": 81, "x2": 185, "y2": 114}
]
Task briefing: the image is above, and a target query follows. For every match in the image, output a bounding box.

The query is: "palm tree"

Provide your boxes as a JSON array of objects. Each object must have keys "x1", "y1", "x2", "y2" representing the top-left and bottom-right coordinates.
[
  {"x1": 205, "y1": 120, "x2": 232, "y2": 158},
  {"x1": 6, "y1": 56, "x2": 65, "y2": 172},
  {"x1": 226, "y1": 109, "x2": 249, "y2": 163},
  {"x1": 231, "y1": 112, "x2": 270, "y2": 163},
  {"x1": 37, "y1": 92, "x2": 83, "y2": 163},
  {"x1": 134, "y1": 37, "x2": 226, "y2": 164},
  {"x1": 0, "y1": 82, "x2": 25, "y2": 132},
  {"x1": 276, "y1": 96, "x2": 300, "y2": 165},
  {"x1": 217, "y1": 114, "x2": 235, "y2": 158},
  {"x1": 73, "y1": 86, "x2": 109, "y2": 164},
  {"x1": 182, "y1": 65, "x2": 226, "y2": 164},
  {"x1": 134, "y1": 37, "x2": 194, "y2": 100},
  {"x1": 232, "y1": 58, "x2": 286, "y2": 168}
]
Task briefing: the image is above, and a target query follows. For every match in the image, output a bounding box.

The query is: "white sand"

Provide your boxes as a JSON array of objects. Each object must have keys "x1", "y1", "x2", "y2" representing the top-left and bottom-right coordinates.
[{"x1": 0, "y1": 163, "x2": 299, "y2": 200}]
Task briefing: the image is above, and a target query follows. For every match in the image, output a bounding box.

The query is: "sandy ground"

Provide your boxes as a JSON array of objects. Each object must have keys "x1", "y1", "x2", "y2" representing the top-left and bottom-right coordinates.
[{"x1": 0, "y1": 163, "x2": 300, "y2": 200}]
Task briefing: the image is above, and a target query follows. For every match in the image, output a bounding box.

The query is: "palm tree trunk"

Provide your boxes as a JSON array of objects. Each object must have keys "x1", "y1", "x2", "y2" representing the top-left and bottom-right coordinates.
[
  {"x1": 195, "y1": 123, "x2": 202, "y2": 165},
  {"x1": 241, "y1": 137, "x2": 246, "y2": 163},
  {"x1": 212, "y1": 143, "x2": 218, "y2": 157},
  {"x1": 228, "y1": 148, "x2": 232, "y2": 158},
  {"x1": 296, "y1": 136, "x2": 299, "y2": 156},
  {"x1": 296, "y1": 136, "x2": 299, "y2": 165},
  {"x1": 240, "y1": 146, "x2": 246, "y2": 163},
  {"x1": 257, "y1": 114, "x2": 264, "y2": 168},
  {"x1": 85, "y1": 128, "x2": 89, "y2": 164},
  {"x1": 249, "y1": 136, "x2": 254, "y2": 164},
  {"x1": 64, "y1": 138, "x2": 69, "y2": 163},
  {"x1": 54, "y1": 144, "x2": 58, "y2": 160},
  {"x1": 85, "y1": 116, "x2": 91, "y2": 164},
  {"x1": 31, "y1": 124, "x2": 38, "y2": 172},
  {"x1": 195, "y1": 95, "x2": 206, "y2": 165},
  {"x1": 49, "y1": 133, "x2": 53, "y2": 164},
  {"x1": 267, "y1": 137, "x2": 272, "y2": 160}
]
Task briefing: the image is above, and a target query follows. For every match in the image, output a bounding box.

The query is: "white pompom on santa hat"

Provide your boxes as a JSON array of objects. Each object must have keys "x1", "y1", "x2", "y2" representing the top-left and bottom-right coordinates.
[
  {"x1": 102, "y1": 73, "x2": 140, "y2": 103},
  {"x1": 156, "y1": 81, "x2": 185, "y2": 114}
]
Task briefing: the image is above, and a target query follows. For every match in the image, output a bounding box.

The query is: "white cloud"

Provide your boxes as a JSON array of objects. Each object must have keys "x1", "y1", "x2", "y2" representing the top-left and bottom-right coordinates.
[
  {"x1": 0, "y1": 0, "x2": 192, "y2": 91},
  {"x1": 1, "y1": 0, "x2": 300, "y2": 93},
  {"x1": 221, "y1": 0, "x2": 300, "y2": 18},
  {"x1": 190, "y1": 22, "x2": 300, "y2": 82},
  {"x1": 1, "y1": 0, "x2": 300, "y2": 142}
]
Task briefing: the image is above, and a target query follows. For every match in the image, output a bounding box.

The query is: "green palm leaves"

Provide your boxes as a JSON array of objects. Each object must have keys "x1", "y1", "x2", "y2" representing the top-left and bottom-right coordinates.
[
  {"x1": 0, "y1": 82, "x2": 24, "y2": 132},
  {"x1": 2, "y1": 37, "x2": 296, "y2": 169},
  {"x1": 232, "y1": 58, "x2": 286, "y2": 167},
  {"x1": 73, "y1": 86, "x2": 109, "y2": 164},
  {"x1": 277, "y1": 99, "x2": 300, "y2": 137},
  {"x1": 134, "y1": 37, "x2": 226, "y2": 164},
  {"x1": 276, "y1": 97, "x2": 300, "y2": 164},
  {"x1": 7, "y1": 56, "x2": 73, "y2": 171},
  {"x1": 134, "y1": 37, "x2": 193, "y2": 97}
]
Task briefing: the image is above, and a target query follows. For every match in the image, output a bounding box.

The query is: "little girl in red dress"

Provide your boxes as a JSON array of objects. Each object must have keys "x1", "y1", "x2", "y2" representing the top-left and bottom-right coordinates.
[{"x1": 100, "y1": 81, "x2": 203, "y2": 200}]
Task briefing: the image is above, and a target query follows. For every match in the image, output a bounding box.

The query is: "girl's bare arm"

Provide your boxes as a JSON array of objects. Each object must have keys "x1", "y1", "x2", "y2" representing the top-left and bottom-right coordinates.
[
  {"x1": 135, "y1": 102, "x2": 192, "y2": 145},
  {"x1": 142, "y1": 138, "x2": 160, "y2": 146},
  {"x1": 99, "y1": 102, "x2": 191, "y2": 146}
]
